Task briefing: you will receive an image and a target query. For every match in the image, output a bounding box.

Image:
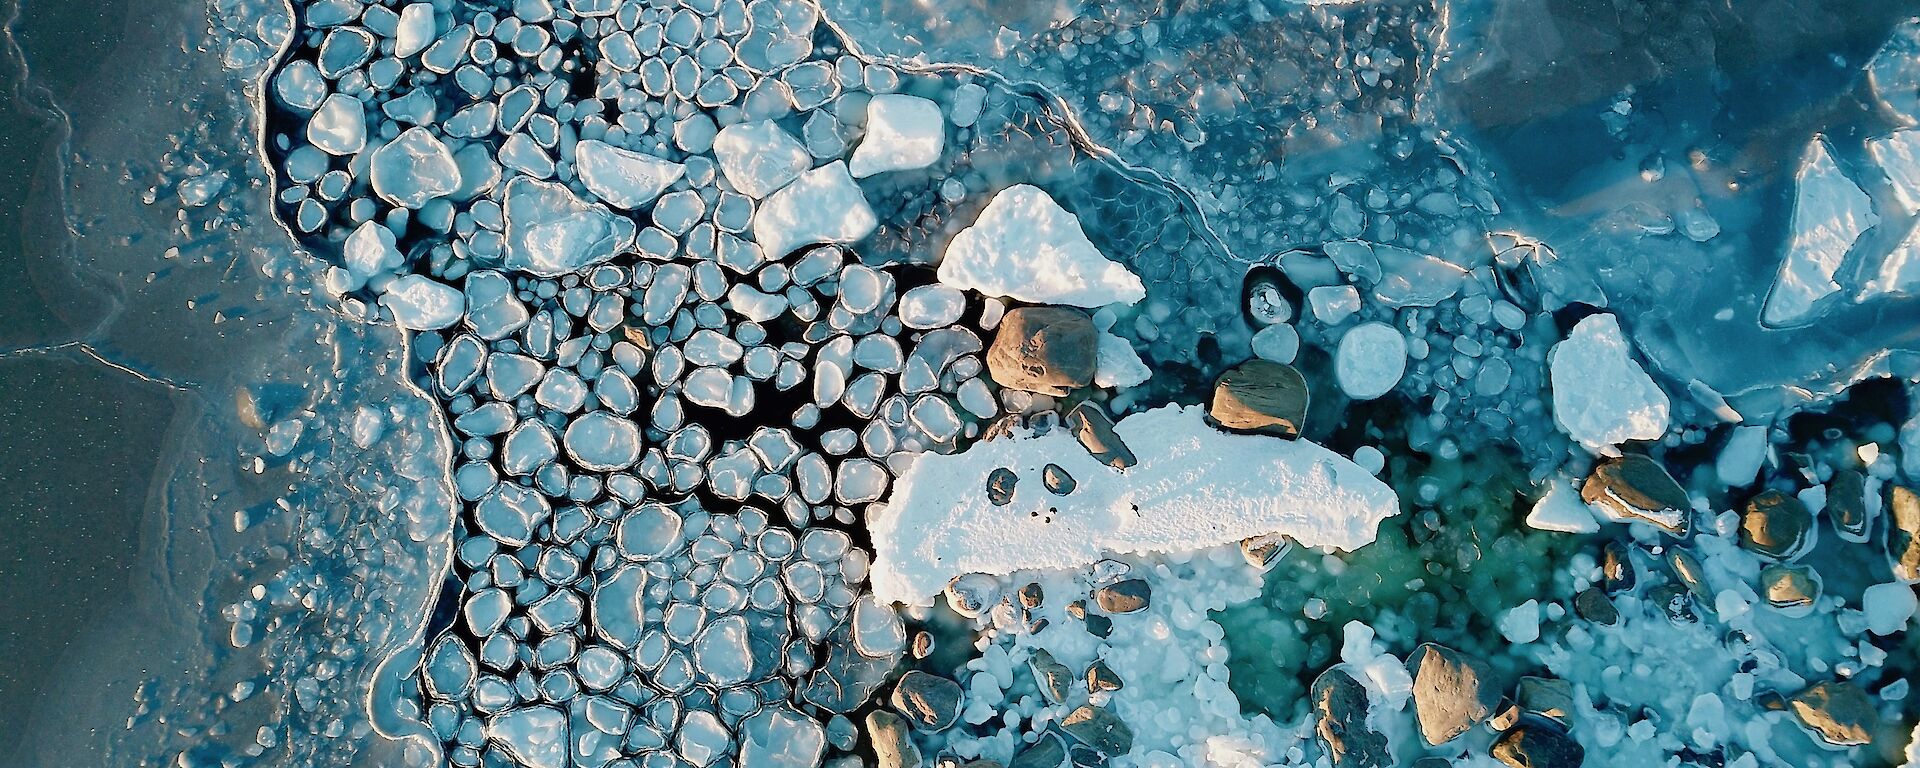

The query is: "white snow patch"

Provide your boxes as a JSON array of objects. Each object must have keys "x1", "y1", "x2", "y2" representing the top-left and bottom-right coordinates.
[
  {"x1": 868, "y1": 404, "x2": 1400, "y2": 603},
  {"x1": 937, "y1": 184, "x2": 1146, "y2": 308},
  {"x1": 1549, "y1": 313, "x2": 1671, "y2": 451},
  {"x1": 849, "y1": 94, "x2": 944, "y2": 178},
  {"x1": 1093, "y1": 330, "x2": 1150, "y2": 389},
  {"x1": 1763, "y1": 137, "x2": 1877, "y2": 327}
]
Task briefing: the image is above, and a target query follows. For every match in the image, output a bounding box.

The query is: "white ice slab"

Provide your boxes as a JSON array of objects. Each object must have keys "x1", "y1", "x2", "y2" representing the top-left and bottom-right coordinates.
[
  {"x1": 849, "y1": 94, "x2": 945, "y2": 178},
  {"x1": 868, "y1": 404, "x2": 1400, "y2": 603},
  {"x1": 1549, "y1": 313, "x2": 1670, "y2": 450},
  {"x1": 937, "y1": 184, "x2": 1145, "y2": 308},
  {"x1": 750, "y1": 160, "x2": 876, "y2": 260},
  {"x1": 1762, "y1": 138, "x2": 1877, "y2": 327},
  {"x1": 575, "y1": 139, "x2": 684, "y2": 209}
]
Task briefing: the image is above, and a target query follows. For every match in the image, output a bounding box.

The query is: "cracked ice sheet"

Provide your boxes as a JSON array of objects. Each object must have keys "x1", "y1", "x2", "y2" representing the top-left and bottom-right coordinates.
[
  {"x1": 1762, "y1": 137, "x2": 1877, "y2": 328},
  {"x1": 868, "y1": 404, "x2": 1400, "y2": 604}
]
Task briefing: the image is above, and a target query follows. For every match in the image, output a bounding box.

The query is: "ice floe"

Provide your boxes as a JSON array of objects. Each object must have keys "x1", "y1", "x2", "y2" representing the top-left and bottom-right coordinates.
[{"x1": 937, "y1": 184, "x2": 1146, "y2": 308}]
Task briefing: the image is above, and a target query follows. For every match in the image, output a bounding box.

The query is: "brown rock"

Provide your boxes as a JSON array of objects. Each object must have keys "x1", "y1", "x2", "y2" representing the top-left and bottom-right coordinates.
[
  {"x1": 1409, "y1": 643, "x2": 1500, "y2": 745},
  {"x1": 1087, "y1": 660, "x2": 1123, "y2": 694},
  {"x1": 1060, "y1": 705, "x2": 1133, "y2": 756},
  {"x1": 1583, "y1": 455, "x2": 1690, "y2": 535},
  {"x1": 1889, "y1": 485, "x2": 1920, "y2": 581},
  {"x1": 1209, "y1": 359, "x2": 1310, "y2": 438},
  {"x1": 1827, "y1": 469, "x2": 1872, "y2": 541},
  {"x1": 1490, "y1": 719, "x2": 1584, "y2": 768},
  {"x1": 869, "y1": 711, "x2": 924, "y2": 768},
  {"x1": 1028, "y1": 648, "x2": 1074, "y2": 705},
  {"x1": 1788, "y1": 680, "x2": 1878, "y2": 747},
  {"x1": 1762, "y1": 563, "x2": 1821, "y2": 612},
  {"x1": 1066, "y1": 402, "x2": 1136, "y2": 469},
  {"x1": 1517, "y1": 677, "x2": 1574, "y2": 726},
  {"x1": 1740, "y1": 490, "x2": 1813, "y2": 561},
  {"x1": 987, "y1": 307, "x2": 1096, "y2": 396},
  {"x1": 1092, "y1": 579, "x2": 1150, "y2": 614}
]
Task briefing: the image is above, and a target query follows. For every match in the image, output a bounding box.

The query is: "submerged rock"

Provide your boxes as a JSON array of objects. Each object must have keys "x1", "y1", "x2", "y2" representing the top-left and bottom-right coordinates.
[
  {"x1": 1210, "y1": 360, "x2": 1310, "y2": 438},
  {"x1": 1788, "y1": 680, "x2": 1878, "y2": 746},
  {"x1": 1762, "y1": 563, "x2": 1822, "y2": 613},
  {"x1": 1008, "y1": 732, "x2": 1066, "y2": 768},
  {"x1": 1490, "y1": 719, "x2": 1584, "y2": 768},
  {"x1": 1740, "y1": 490, "x2": 1814, "y2": 561},
  {"x1": 891, "y1": 671, "x2": 963, "y2": 732},
  {"x1": 987, "y1": 307, "x2": 1097, "y2": 396},
  {"x1": 1889, "y1": 485, "x2": 1920, "y2": 581},
  {"x1": 1059, "y1": 705, "x2": 1133, "y2": 756}
]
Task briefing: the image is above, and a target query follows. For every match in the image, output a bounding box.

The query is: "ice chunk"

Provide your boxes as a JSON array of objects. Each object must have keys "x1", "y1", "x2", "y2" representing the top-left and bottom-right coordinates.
[
  {"x1": 868, "y1": 404, "x2": 1400, "y2": 603},
  {"x1": 1762, "y1": 138, "x2": 1877, "y2": 327},
  {"x1": 1093, "y1": 329, "x2": 1150, "y2": 389},
  {"x1": 1497, "y1": 600, "x2": 1542, "y2": 644},
  {"x1": 394, "y1": 3, "x2": 436, "y2": 59},
  {"x1": 576, "y1": 139, "x2": 685, "y2": 209},
  {"x1": 737, "y1": 0, "x2": 817, "y2": 72},
  {"x1": 1549, "y1": 313, "x2": 1671, "y2": 450},
  {"x1": 693, "y1": 615, "x2": 754, "y2": 685},
  {"x1": 1525, "y1": 479, "x2": 1600, "y2": 534},
  {"x1": 343, "y1": 221, "x2": 401, "y2": 286},
  {"x1": 1869, "y1": 130, "x2": 1920, "y2": 214},
  {"x1": 381, "y1": 275, "x2": 463, "y2": 330},
  {"x1": 712, "y1": 120, "x2": 811, "y2": 199},
  {"x1": 1863, "y1": 582, "x2": 1917, "y2": 636},
  {"x1": 307, "y1": 93, "x2": 365, "y2": 155},
  {"x1": 1869, "y1": 20, "x2": 1920, "y2": 125},
  {"x1": 1715, "y1": 425, "x2": 1769, "y2": 487},
  {"x1": 486, "y1": 707, "x2": 568, "y2": 768},
  {"x1": 751, "y1": 161, "x2": 876, "y2": 260},
  {"x1": 370, "y1": 127, "x2": 461, "y2": 209},
  {"x1": 1334, "y1": 321, "x2": 1407, "y2": 401},
  {"x1": 937, "y1": 184, "x2": 1146, "y2": 308},
  {"x1": 564, "y1": 411, "x2": 642, "y2": 471},
  {"x1": 849, "y1": 94, "x2": 944, "y2": 178},
  {"x1": 739, "y1": 706, "x2": 826, "y2": 768},
  {"x1": 897, "y1": 284, "x2": 965, "y2": 329},
  {"x1": 502, "y1": 177, "x2": 637, "y2": 276}
]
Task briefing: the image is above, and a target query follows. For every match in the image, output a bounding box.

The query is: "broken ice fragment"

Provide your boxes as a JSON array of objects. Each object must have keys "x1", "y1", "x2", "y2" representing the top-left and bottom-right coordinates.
[
  {"x1": 486, "y1": 707, "x2": 568, "y2": 768},
  {"x1": 1870, "y1": 130, "x2": 1920, "y2": 214},
  {"x1": 938, "y1": 184, "x2": 1146, "y2": 307},
  {"x1": 849, "y1": 94, "x2": 944, "y2": 178},
  {"x1": 869, "y1": 404, "x2": 1399, "y2": 603},
  {"x1": 751, "y1": 161, "x2": 877, "y2": 260},
  {"x1": 381, "y1": 275, "x2": 463, "y2": 330},
  {"x1": 1548, "y1": 313, "x2": 1669, "y2": 450},
  {"x1": 307, "y1": 93, "x2": 365, "y2": 155},
  {"x1": 712, "y1": 120, "x2": 811, "y2": 199},
  {"x1": 575, "y1": 139, "x2": 685, "y2": 209},
  {"x1": 1762, "y1": 138, "x2": 1877, "y2": 327},
  {"x1": 1524, "y1": 479, "x2": 1599, "y2": 534},
  {"x1": 502, "y1": 177, "x2": 637, "y2": 276},
  {"x1": 370, "y1": 127, "x2": 460, "y2": 209}
]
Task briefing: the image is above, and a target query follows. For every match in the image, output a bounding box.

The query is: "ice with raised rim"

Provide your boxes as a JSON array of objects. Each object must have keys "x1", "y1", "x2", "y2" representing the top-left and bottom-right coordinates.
[
  {"x1": 751, "y1": 160, "x2": 876, "y2": 261},
  {"x1": 849, "y1": 94, "x2": 945, "y2": 178},
  {"x1": 380, "y1": 275, "x2": 463, "y2": 330},
  {"x1": 370, "y1": 127, "x2": 461, "y2": 209},
  {"x1": 485, "y1": 706, "x2": 568, "y2": 768},
  {"x1": 307, "y1": 93, "x2": 365, "y2": 155},
  {"x1": 937, "y1": 184, "x2": 1146, "y2": 308},
  {"x1": 1549, "y1": 313, "x2": 1670, "y2": 450},
  {"x1": 712, "y1": 120, "x2": 811, "y2": 199},
  {"x1": 575, "y1": 139, "x2": 685, "y2": 209},
  {"x1": 501, "y1": 177, "x2": 637, "y2": 276},
  {"x1": 868, "y1": 404, "x2": 1400, "y2": 603},
  {"x1": 1762, "y1": 137, "x2": 1877, "y2": 327}
]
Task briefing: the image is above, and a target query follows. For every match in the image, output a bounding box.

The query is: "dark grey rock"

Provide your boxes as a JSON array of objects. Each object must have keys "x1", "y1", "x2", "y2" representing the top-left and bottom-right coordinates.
[
  {"x1": 1312, "y1": 667, "x2": 1392, "y2": 768},
  {"x1": 1009, "y1": 732, "x2": 1066, "y2": 768},
  {"x1": 1827, "y1": 469, "x2": 1872, "y2": 541},
  {"x1": 1060, "y1": 705, "x2": 1133, "y2": 756},
  {"x1": 987, "y1": 468, "x2": 1018, "y2": 506},
  {"x1": 1599, "y1": 540, "x2": 1636, "y2": 594},
  {"x1": 1583, "y1": 455, "x2": 1690, "y2": 535},
  {"x1": 1086, "y1": 660, "x2": 1123, "y2": 694},
  {"x1": 891, "y1": 671, "x2": 963, "y2": 732},
  {"x1": 1572, "y1": 588, "x2": 1617, "y2": 626},
  {"x1": 1043, "y1": 463, "x2": 1076, "y2": 495},
  {"x1": 1029, "y1": 649, "x2": 1074, "y2": 705}
]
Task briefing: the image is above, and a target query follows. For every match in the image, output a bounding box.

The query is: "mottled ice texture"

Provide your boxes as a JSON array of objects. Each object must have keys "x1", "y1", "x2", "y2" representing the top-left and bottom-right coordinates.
[
  {"x1": 370, "y1": 127, "x2": 460, "y2": 209},
  {"x1": 849, "y1": 94, "x2": 944, "y2": 178},
  {"x1": 712, "y1": 120, "x2": 810, "y2": 198},
  {"x1": 575, "y1": 139, "x2": 685, "y2": 209},
  {"x1": 1549, "y1": 313, "x2": 1670, "y2": 450},
  {"x1": 937, "y1": 184, "x2": 1146, "y2": 308},
  {"x1": 381, "y1": 275, "x2": 463, "y2": 330},
  {"x1": 868, "y1": 404, "x2": 1400, "y2": 603},
  {"x1": 1762, "y1": 138, "x2": 1877, "y2": 327},
  {"x1": 502, "y1": 177, "x2": 636, "y2": 276},
  {"x1": 750, "y1": 160, "x2": 876, "y2": 260}
]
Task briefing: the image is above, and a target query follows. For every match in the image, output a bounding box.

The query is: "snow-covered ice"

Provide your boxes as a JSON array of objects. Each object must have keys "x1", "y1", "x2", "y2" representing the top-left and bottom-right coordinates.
[
  {"x1": 1549, "y1": 313, "x2": 1671, "y2": 450},
  {"x1": 712, "y1": 120, "x2": 811, "y2": 199},
  {"x1": 849, "y1": 94, "x2": 945, "y2": 178},
  {"x1": 868, "y1": 404, "x2": 1400, "y2": 603},
  {"x1": 750, "y1": 161, "x2": 877, "y2": 260},
  {"x1": 937, "y1": 184, "x2": 1146, "y2": 308}
]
